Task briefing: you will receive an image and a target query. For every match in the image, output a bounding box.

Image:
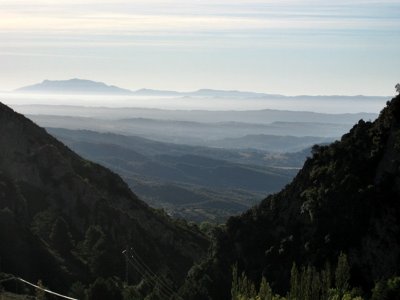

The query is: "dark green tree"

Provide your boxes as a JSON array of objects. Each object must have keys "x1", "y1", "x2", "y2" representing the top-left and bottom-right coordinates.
[
  {"x1": 371, "y1": 276, "x2": 400, "y2": 300},
  {"x1": 335, "y1": 252, "x2": 350, "y2": 296},
  {"x1": 386, "y1": 277, "x2": 400, "y2": 299},
  {"x1": 69, "y1": 281, "x2": 86, "y2": 299},
  {"x1": 310, "y1": 267, "x2": 320, "y2": 300},
  {"x1": 231, "y1": 264, "x2": 239, "y2": 300},
  {"x1": 123, "y1": 285, "x2": 142, "y2": 300},
  {"x1": 50, "y1": 217, "x2": 73, "y2": 255},
  {"x1": 320, "y1": 262, "x2": 332, "y2": 299},
  {"x1": 87, "y1": 277, "x2": 123, "y2": 300},
  {"x1": 258, "y1": 277, "x2": 273, "y2": 300},
  {"x1": 231, "y1": 264, "x2": 257, "y2": 299},
  {"x1": 82, "y1": 225, "x2": 117, "y2": 276},
  {"x1": 289, "y1": 263, "x2": 299, "y2": 300}
]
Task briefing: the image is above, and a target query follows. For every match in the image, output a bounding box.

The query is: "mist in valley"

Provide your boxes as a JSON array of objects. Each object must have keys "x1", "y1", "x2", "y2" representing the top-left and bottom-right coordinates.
[
  {"x1": 0, "y1": 88, "x2": 389, "y2": 221},
  {"x1": 1, "y1": 91, "x2": 388, "y2": 113}
]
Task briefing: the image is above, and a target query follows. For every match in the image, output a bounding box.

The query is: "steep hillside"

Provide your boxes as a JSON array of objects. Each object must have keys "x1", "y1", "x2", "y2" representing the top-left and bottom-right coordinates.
[
  {"x1": 0, "y1": 102, "x2": 209, "y2": 298},
  {"x1": 179, "y1": 94, "x2": 400, "y2": 299}
]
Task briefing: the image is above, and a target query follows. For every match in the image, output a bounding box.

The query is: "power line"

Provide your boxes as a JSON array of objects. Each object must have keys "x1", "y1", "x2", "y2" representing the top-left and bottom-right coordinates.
[
  {"x1": 129, "y1": 247, "x2": 184, "y2": 300},
  {"x1": 123, "y1": 248, "x2": 183, "y2": 300},
  {"x1": 125, "y1": 250, "x2": 173, "y2": 299},
  {"x1": 124, "y1": 254, "x2": 172, "y2": 300},
  {"x1": 0, "y1": 277, "x2": 78, "y2": 300},
  {"x1": 129, "y1": 247, "x2": 176, "y2": 296}
]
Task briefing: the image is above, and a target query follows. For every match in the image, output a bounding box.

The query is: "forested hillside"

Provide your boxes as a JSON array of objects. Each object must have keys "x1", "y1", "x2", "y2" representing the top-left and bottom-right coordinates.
[
  {"x1": 0, "y1": 102, "x2": 209, "y2": 299},
  {"x1": 179, "y1": 93, "x2": 400, "y2": 299}
]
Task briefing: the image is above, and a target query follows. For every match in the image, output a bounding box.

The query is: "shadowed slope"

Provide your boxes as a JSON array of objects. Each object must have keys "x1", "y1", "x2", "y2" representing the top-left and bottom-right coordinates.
[
  {"x1": 179, "y1": 94, "x2": 400, "y2": 299},
  {"x1": 0, "y1": 102, "x2": 209, "y2": 297}
]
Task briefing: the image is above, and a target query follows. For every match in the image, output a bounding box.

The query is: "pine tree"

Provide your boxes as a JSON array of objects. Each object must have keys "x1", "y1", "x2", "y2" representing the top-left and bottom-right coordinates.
[
  {"x1": 49, "y1": 217, "x2": 73, "y2": 255},
  {"x1": 321, "y1": 262, "x2": 332, "y2": 299},
  {"x1": 289, "y1": 263, "x2": 299, "y2": 300},
  {"x1": 83, "y1": 225, "x2": 115, "y2": 276},
  {"x1": 303, "y1": 266, "x2": 313, "y2": 300},
  {"x1": 259, "y1": 277, "x2": 273, "y2": 300},
  {"x1": 335, "y1": 253, "x2": 350, "y2": 296},
  {"x1": 232, "y1": 264, "x2": 239, "y2": 300},
  {"x1": 239, "y1": 271, "x2": 257, "y2": 299},
  {"x1": 87, "y1": 277, "x2": 123, "y2": 300},
  {"x1": 310, "y1": 267, "x2": 320, "y2": 300}
]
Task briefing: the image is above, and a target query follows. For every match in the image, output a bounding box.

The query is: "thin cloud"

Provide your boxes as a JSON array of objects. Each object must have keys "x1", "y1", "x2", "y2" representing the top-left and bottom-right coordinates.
[
  {"x1": 1, "y1": 13, "x2": 398, "y2": 34},
  {"x1": 0, "y1": 0, "x2": 398, "y2": 94},
  {"x1": 2, "y1": 0, "x2": 399, "y2": 35}
]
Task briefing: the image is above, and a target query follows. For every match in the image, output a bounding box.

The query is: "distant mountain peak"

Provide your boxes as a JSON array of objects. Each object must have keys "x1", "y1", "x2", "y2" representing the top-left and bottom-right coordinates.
[{"x1": 16, "y1": 78, "x2": 133, "y2": 95}]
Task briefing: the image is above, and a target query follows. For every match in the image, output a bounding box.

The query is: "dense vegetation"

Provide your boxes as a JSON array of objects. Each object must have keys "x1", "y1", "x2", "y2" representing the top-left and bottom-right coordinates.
[
  {"x1": 0, "y1": 102, "x2": 209, "y2": 299},
  {"x1": 231, "y1": 253, "x2": 400, "y2": 300},
  {"x1": 178, "y1": 92, "x2": 400, "y2": 299}
]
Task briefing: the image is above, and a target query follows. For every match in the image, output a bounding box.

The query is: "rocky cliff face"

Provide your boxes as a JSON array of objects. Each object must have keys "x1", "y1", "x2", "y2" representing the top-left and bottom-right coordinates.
[
  {"x1": 180, "y1": 94, "x2": 400, "y2": 299},
  {"x1": 0, "y1": 102, "x2": 209, "y2": 295}
]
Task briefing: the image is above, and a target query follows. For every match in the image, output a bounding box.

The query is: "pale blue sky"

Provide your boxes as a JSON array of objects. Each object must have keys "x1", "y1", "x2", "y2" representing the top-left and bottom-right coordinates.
[{"x1": 0, "y1": 0, "x2": 399, "y2": 95}]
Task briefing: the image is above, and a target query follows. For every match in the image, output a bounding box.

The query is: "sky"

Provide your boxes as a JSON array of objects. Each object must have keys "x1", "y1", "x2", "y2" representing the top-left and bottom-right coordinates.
[{"x1": 0, "y1": 0, "x2": 399, "y2": 95}]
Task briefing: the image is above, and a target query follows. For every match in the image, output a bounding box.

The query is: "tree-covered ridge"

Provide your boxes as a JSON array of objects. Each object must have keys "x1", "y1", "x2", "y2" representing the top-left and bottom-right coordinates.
[
  {"x1": 0, "y1": 102, "x2": 209, "y2": 299},
  {"x1": 179, "y1": 93, "x2": 400, "y2": 299},
  {"x1": 231, "y1": 253, "x2": 400, "y2": 300}
]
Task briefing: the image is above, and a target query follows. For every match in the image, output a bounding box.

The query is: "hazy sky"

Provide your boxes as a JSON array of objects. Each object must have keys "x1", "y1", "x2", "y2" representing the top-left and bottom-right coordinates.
[{"x1": 0, "y1": 0, "x2": 399, "y2": 95}]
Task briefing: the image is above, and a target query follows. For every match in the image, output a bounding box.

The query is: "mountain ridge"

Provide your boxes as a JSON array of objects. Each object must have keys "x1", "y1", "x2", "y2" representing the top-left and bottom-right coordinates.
[
  {"x1": 15, "y1": 78, "x2": 133, "y2": 95},
  {"x1": 14, "y1": 79, "x2": 388, "y2": 100}
]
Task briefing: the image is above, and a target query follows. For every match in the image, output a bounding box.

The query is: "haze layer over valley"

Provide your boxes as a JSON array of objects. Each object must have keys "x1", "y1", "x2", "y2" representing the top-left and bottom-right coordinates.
[
  {"x1": 0, "y1": 79, "x2": 389, "y2": 221},
  {"x1": 2, "y1": 78, "x2": 388, "y2": 113}
]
